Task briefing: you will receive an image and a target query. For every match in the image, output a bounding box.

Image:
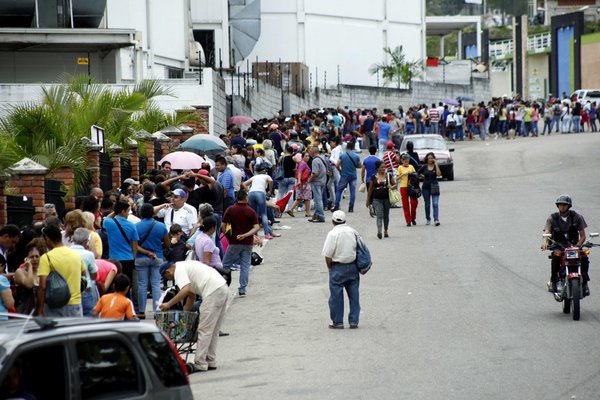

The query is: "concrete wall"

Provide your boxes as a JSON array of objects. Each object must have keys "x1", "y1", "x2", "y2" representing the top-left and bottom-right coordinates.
[
  {"x1": 234, "y1": 78, "x2": 491, "y2": 120},
  {"x1": 581, "y1": 32, "x2": 600, "y2": 89},
  {"x1": 212, "y1": 70, "x2": 227, "y2": 136},
  {"x1": 527, "y1": 53, "x2": 550, "y2": 99},
  {"x1": 490, "y1": 68, "x2": 512, "y2": 98}
]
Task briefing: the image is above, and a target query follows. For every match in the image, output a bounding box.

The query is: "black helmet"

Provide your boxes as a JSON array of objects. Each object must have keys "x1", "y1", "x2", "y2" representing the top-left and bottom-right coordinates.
[{"x1": 555, "y1": 194, "x2": 572, "y2": 208}]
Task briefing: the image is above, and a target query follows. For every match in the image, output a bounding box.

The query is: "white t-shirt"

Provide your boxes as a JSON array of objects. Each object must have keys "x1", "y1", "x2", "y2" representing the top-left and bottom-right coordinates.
[
  {"x1": 248, "y1": 174, "x2": 271, "y2": 193},
  {"x1": 157, "y1": 203, "x2": 198, "y2": 235},
  {"x1": 174, "y1": 260, "x2": 226, "y2": 298},
  {"x1": 330, "y1": 145, "x2": 343, "y2": 164},
  {"x1": 227, "y1": 164, "x2": 243, "y2": 191},
  {"x1": 322, "y1": 224, "x2": 359, "y2": 264}
]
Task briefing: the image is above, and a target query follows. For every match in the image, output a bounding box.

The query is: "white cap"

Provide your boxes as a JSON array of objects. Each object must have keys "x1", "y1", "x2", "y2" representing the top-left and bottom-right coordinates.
[
  {"x1": 124, "y1": 178, "x2": 140, "y2": 185},
  {"x1": 332, "y1": 210, "x2": 346, "y2": 223}
]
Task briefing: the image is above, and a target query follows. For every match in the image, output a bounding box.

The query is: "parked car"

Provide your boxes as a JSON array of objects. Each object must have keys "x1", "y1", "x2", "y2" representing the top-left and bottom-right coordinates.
[
  {"x1": 0, "y1": 315, "x2": 192, "y2": 400},
  {"x1": 570, "y1": 89, "x2": 600, "y2": 105},
  {"x1": 399, "y1": 134, "x2": 455, "y2": 180}
]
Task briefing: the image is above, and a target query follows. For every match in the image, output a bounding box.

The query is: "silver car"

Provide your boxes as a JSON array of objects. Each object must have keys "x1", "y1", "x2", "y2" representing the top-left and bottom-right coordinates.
[{"x1": 0, "y1": 315, "x2": 192, "y2": 399}]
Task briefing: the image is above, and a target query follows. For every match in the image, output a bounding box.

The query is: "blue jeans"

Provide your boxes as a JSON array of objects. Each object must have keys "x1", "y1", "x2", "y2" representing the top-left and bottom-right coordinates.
[
  {"x1": 335, "y1": 175, "x2": 357, "y2": 209},
  {"x1": 214, "y1": 212, "x2": 224, "y2": 260},
  {"x1": 222, "y1": 244, "x2": 252, "y2": 294},
  {"x1": 430, "y1": 122, "x2": 439, "y2": 134},
  {"x1": 45, "y1": 303, "x2": 83, "y2": 317},
  {"x1": 249, "y1": 191, "x2": 271, "y2": 235},
  {"x1": 572, "y1": 115, "x2": 581, "y2": 133},
  {"x1": 329, "y1": 262, "x2": 360, "y2": 326},
  {"x1": 82, "y1": 288, "x2": 96, "y2": 317},
  {"x1": 422, "y1": 187, "x2": 440, "y2": 222},
  {"x1": 378, "y1": 138, "x2": 388, "y2": 159},
  {"x1": 277, "y1": 177, "x2": 295, "y2": 211},
  {"x1": 312, "y1": 182, "x2": 326, "y2": 220},
  {"x1": 135, "y1": 256, "x2": 163, "y2": 313}
]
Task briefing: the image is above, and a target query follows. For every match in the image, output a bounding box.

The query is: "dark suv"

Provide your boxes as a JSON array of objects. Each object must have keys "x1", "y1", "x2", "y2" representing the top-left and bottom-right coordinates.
[{"x1": 0, "y1": 316, "x2": 192, "y2": 400}]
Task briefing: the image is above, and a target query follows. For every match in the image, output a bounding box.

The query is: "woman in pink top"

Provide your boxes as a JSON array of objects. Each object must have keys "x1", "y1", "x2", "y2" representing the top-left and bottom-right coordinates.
[
  {"x1": 95, "y1": 259, "x2": 119, "y2": 294},
  {"x1": 288, "y1": 152, "x2": 313, "y2": 218},
  {"x1": 531, "y1": 104, "x2": 540, "y2": 137}
]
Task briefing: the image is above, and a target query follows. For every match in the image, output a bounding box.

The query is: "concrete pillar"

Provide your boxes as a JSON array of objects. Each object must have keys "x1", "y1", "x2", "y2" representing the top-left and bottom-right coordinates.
[
  {"x1": 151, "y1": 132, "x2": 173, "y2": 161},
  {"x1": 476, "y1": 20, "x2": 482, "y2": 60},
  {"x1": 440, "y1": 36, "x2": 445, "y2": 59},
  {"x1": 457, "y1": 31, "x2": 463, "y2": 60}
]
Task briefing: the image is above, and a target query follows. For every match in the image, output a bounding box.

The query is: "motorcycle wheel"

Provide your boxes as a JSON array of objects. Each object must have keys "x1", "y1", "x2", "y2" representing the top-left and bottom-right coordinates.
[{"x1": 571, "y1": 279, "x2": 581, "y2": 321}]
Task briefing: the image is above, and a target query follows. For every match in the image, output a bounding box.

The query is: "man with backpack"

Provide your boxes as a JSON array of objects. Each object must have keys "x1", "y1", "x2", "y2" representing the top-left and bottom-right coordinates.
[{"x1": 334, "y1": 141, "x2": 362, "y2": 213}]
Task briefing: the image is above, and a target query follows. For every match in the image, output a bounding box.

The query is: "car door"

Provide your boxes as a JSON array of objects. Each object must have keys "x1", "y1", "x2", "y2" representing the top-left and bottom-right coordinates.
[
  {"x1": 68, "y1": 331, "x2": 150, "y2": 400},
  {"x1": 0, "y1": 338, "x2": 71, "y2": 400}
]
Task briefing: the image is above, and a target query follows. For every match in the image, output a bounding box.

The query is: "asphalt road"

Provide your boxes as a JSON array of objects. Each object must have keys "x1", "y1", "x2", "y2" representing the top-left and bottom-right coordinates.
[{"x1": 189, "y1": 133, "x2": 600, "y2": 400}]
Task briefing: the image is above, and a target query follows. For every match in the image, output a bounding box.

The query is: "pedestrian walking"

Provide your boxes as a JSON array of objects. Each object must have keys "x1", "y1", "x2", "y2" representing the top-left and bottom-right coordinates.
[
  {"x1": 334, "y1": 141, "x2": 361, "y2": 213},
  {"x1": 396, "y1": 154, "x2": 418, "y2": 226},
  {"x1": 366, "y1": 161, "x2": 396, "y2": 239},
  {"x1": 419, "y1": 152, "x2": 442, "y2": 226},
  {"x1": 322, "y1": 210, "x2": 361, "y2": 329}
]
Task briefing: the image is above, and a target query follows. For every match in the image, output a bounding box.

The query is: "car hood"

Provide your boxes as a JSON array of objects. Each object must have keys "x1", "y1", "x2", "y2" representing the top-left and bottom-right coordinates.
[{"x1": 414, "y1": 149, "x2": 452, "y2": 162}]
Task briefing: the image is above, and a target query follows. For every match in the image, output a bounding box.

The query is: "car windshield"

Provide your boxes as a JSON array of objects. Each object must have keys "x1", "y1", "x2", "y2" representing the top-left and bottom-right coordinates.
[{"x1": 401, "y1": 138, "x2": 447, "y2": 151}]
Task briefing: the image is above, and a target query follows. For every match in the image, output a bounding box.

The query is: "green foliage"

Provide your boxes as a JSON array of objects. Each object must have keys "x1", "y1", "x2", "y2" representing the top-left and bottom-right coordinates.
[
  {"x1": 0, "y1": 74, "x2": 193, "y2": 191},
  {"x1": 426, "y1": 0, "x2": 466, "y2": 16},
  {"x1": 369, "y1": 46, "x2": 423, "y2": 87},
  {"x1": 486, "y1": 0, "x2": 528, "y2": 16}
]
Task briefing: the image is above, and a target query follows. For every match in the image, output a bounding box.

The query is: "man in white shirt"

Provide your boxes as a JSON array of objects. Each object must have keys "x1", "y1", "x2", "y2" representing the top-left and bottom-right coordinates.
[
  {"x1": 156, "y1": 189, "x2": 198, "y2": 236},
  {"x1": 321, "y1": 210, "x2": 361, "y2": 329},
  {"x1": 159, "y1": 260, "x2": 228, "y2": 372},
  {"x1": 327, "y1": 137, "x2": 343, "y2": 208},
  {"x1": 226, "y1": 161, "x2": 244, "y2": 192}
]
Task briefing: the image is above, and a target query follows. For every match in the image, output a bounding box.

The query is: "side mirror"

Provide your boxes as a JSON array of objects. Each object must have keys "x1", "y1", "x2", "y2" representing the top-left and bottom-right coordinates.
[
  {"x1": 449, "y1": 148, "x2": 455, "y2": 152},
  {"x1": 542, "y1": 233, "x2": 552, "y2": 238},
  {"x1": 590, "y1": 233, "x2": 599, "y2": 238}
]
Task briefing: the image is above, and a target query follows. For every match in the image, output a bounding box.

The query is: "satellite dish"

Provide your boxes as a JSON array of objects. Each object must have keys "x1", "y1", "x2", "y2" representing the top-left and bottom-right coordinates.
[{"x1": 229, "y1": 0, "x2": 261, "y2": 65}]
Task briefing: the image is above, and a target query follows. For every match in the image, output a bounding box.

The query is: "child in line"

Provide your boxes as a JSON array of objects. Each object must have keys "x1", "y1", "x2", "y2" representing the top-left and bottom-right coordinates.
[{"x1": 93, "y1": 274, "x2": 136, "y2": 320}]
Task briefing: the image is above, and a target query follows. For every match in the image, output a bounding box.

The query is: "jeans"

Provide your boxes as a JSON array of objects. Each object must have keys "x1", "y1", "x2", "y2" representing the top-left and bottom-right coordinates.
[
  {"x1": 81, "y1": 283, "x2": 99, "y2": 317},
  {"x1": 277, "y1": 177, "x2": 296, "y2": 211},
  {"x1": 45, "y1": 303, "x2": 83, "y2": 318},
  {"x1": 311, "y1": 182, "x2": 326, "y2": 220},
  {"x1": 213, "y1": 212, "x2": 224, "y2": 260},
  {"x1": 499, "y1": 120, "x2": 507, "y2": 135},
  {"x1": 430, "y1": 122, "x2": 439, "y2": 134},
  {"x1": 335, "y1": 175, "x2": 357, "y2": 209},
  {"x1": 364, "y1": 132, "x2": 376, "y2": 149},
  {"x1": 378, "y1": 138, "x2": 388, "y2": 159},
  {"x1": 572, "y1": 115, "x2": 581, "y2": 133},
  {"x1": 329, "y1": 262, "x2": 360, "y2": 326},
  {"x1": 135, "y1": 256, "x2": 163, "y2": 313},
  {"x1": 222, "y1": 244, "x2": 253, "y2": 294},
  {"x1": 327, "y1": 168, "x2": 340, "y2": 207},
  {"x1": 543, "y1": 118, "x2": 551, "y2": 135},
  {"x1": 249, "y1": 191, "x2": 271, "y2": 236},
  {"x1": 422, "y1": 187, "x2": 440, "y2": 222},
  {"x1": 550, "y1": 116, "x2": 560, "y2": 133},
  {"x1": 372, "y1": 198, "x2": 390, "y2": 233}
]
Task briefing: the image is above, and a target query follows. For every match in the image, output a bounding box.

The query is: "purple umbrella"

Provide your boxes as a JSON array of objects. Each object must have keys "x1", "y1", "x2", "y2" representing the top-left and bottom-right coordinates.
[{"x1": 443, "y1": 98, "x2": 460, "y2": 106}]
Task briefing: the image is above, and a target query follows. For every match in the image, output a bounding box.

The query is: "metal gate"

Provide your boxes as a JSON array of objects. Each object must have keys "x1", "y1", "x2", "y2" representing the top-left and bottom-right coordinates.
[
  {"x1": 7, "y1": 195, "x2": 34, "y2": 228},
  {"x1": 154, "y1": 142, "x2": 163, "y2": 168},
  {"x1": 139, "y1": 155, "x2": 147, "y2": 178},
  {"x1": 45, "y1": 179, "x2": 66, "y2": 217},
  {"x1": 99, "y1": 152, "x2": 113, "y2": 192},
  {"x1": 120, "y1": 157, "x2": 132, "y2": 182}
]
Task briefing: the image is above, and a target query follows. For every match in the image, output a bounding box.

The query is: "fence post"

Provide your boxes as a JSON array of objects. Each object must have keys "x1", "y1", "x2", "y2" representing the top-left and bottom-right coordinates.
[
  {"x1": 0, "y1": 176, "x2": 7, "y2": 226},
  {"x1": 7, "y1": 158, "x2": 48, "y2": 224},
  {"x1": 151, "y1": 132, "x2": 173, "y2": 160},
  {"x1": 109, "y1": 145, "x2": 124, "y2": 192}
]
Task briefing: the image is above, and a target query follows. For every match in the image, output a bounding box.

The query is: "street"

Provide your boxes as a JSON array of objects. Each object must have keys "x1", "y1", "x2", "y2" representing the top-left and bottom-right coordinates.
[{"x1": 190, "y1": 133, "x2": 600, "y2": 399}]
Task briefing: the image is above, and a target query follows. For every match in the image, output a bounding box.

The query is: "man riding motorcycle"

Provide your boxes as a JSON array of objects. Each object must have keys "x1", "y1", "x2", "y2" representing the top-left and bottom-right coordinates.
[{"x1": 541, "y1": 195, "x2": 590, "y2": 296}]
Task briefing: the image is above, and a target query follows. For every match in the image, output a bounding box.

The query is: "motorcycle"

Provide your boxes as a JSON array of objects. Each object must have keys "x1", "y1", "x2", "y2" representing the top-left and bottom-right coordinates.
[{"x1": 542, "y1": 232, "x2": 599, "y2": 321}]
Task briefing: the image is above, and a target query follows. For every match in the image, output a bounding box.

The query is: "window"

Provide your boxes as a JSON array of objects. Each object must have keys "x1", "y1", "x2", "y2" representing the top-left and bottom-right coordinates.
[
  {"x1": 76, "y1": 339, "x2": 144, "y2": 399},
  {"x1": 139, "y1": 332, "x2": 188, "y2": 388},
  {"x1": 167, "y1": 67, "x2": 183, "y2": 79},
  {"x1": 0, "y1": 344, "x2": 68, "y2": 400}
]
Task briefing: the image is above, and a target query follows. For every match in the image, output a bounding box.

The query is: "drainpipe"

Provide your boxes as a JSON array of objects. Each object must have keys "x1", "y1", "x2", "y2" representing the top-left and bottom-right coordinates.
[{"x1": 146, "y1": 0, "x2": 152, "y2": 72}]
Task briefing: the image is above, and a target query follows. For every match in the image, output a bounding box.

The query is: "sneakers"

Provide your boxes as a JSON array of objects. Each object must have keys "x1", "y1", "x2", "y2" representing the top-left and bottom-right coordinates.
[
  {"x1": 426, "y1": 220, "x2": 431, "y2": 226},
  {"x1": 435, "y1": 221, "x2": 441, "y2": 226},
  {"x1": 411, "y1": 220, "x2": 417, "y2": 226},
  {"x1": 264, "y1": 234, "x2": 273, "y2": 239},
  {"x1": 583, "y1": 285, "x2": 590, "y2": 297},
  {"x1": 238, "y1": 291, "x2": 246, "y2": 297},
  {"x1": 547, "y1": 282, "x2": 557, "y2": 293},
  {"x1": 348, "y1": 206, "x2": 354, "y2": 213},
  {"x1": 328, "y1": 324, "x2": 344, "y2": 329},
  {"x1": 377, "y1": 232, "x2": 382, "y2": 239},
  {"x1": 349, "y1": 324, "x2": 359, "y2": 329},
  {"x1": 384, "y1": 232, "x2": 389, "y2": 238}
]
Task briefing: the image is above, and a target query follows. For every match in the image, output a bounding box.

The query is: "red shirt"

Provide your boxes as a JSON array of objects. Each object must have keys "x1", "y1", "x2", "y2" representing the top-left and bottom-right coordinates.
[{"x1": 222, "y1": 202, "x2": 259, "y2": 246}]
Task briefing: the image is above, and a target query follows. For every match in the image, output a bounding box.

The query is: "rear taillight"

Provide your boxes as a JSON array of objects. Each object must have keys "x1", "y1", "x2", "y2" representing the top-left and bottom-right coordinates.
[{"x1": 161, "y1": 331, "x2": 190, "y2": 384}]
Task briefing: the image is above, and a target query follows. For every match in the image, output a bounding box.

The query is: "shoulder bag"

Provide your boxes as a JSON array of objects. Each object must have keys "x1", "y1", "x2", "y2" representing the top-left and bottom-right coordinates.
[
  {"x1": 355, "y1": 234, "x2": 372, "y2": 275},
  {"x1": 387, "y1": 174, "x2": 401, "y2": 205},
  {"x1": 45, "y1": 254, "x2": 71, "y2": 309}
]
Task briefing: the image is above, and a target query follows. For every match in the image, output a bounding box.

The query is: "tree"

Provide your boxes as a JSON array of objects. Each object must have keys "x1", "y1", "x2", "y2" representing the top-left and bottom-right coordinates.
[
  {"x1": 486, "y1": 0, "x2": 528, "y2": 16},
  {"x1": 426, "y1": 0, "x2": 466, "y2": 16},
  {"x1": 369, "y1": 46, "x2": 423, "y2": 88},
  {"x1": 0, "y1": 74, "x2": 199, "y2": 191}
]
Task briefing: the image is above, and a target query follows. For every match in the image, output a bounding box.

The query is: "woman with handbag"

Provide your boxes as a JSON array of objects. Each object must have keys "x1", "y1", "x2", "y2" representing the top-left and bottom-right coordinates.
[
  {"x1": 288, "y1": 152, "x2": 313, "y2": 219},
  {"x1": 419, "y1": 152, "x2": 442, "y2": 226},
  {"x1": 366, "y1": 161, "x2": 397, "y2": 239},
  {"x1": 396, "y1": 154, "x2": 418, "y2": 227}
]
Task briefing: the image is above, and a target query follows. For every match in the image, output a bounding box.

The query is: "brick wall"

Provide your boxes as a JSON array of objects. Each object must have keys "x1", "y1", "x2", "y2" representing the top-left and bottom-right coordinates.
[
  {"x1": 111, "y1": 155, "x2": 121, "y2": 191},
  {"x1": 9, "y1": 174, "x2": 46, "y2": 222},
  {"x1": 46, "y1": 167, "x2": 75, "y2": 209}
]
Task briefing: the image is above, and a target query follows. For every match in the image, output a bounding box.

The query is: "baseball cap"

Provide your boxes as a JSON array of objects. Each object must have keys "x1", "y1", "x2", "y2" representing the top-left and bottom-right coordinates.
[
  {"x1": 124, "y1": 178, "x2": 140, "y2": 185},
  {"x1": 332, "y1": 210, "x2": 346, "y2": 223},
  {"x1": 172, "y1": 188, "x2": 187, "y2": 198},
  {"x1": 197, "y1": 169, "x2": 209, "y2": 176},
  {"x1": 386, "y1": 141, "x2": 395, "y2": 148}
]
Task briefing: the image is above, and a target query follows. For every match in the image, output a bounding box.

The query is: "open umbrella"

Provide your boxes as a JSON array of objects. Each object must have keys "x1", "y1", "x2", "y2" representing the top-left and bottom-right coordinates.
[
  {"x1": 178, "y1": 134, "x2": 228, "y2": 155},
  {"x1": 158, "y1": 151, "x2": 205, "y2": 170},
  {"x1": 443, "y1": 98, "x2": 460, "y2": 106},
  {"x1": 227, "y1": 115, "x2": 255, "y2": 125}
]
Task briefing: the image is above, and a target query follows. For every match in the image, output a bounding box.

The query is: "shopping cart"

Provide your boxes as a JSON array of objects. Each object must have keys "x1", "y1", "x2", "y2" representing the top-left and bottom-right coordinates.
[{"x1": 154, "y1": 310, "x2": 198, "y2": 362}]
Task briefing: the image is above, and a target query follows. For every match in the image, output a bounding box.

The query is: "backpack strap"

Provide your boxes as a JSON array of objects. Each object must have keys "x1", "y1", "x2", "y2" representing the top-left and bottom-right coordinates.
[
  {"x1": 113, "y1": 217, "x2": 131, "y2": 243},
  {"x1": 138, "y1": 221, "x2": 157, "y2": 248}
]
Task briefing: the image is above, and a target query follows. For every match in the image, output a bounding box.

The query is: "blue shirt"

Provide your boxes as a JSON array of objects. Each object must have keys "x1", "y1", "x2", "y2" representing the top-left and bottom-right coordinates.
[
  {"x1": 362, "y1": 155, "x2": 381, "y2": 183},
  {"x1": 339, "y1": 152, "x2": 360, "y2": 178},
  {"x1": 363, "y1": 117, "x2": 375, "y2": 133},
  {"x1": 136, "y1": 218, "x2": 168, "y2": 259},
  {"x1": 218, "y1": 168, "x2": 235, "y2": 200},
  {"x1": 377, "y1": 122, "x2": 392, "y2": 141},
  {"x1": 0, "y1": 275, "x2": 9, "y2": 319},
  {"x1": 103, "y1": 216, "x2": 140, "y2": 261}
]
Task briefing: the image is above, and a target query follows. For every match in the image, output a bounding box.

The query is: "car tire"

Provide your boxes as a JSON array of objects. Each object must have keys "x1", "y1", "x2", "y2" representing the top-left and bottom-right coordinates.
[{"x1": 446, "y1": 170, "x2": 454, "y2": 181}]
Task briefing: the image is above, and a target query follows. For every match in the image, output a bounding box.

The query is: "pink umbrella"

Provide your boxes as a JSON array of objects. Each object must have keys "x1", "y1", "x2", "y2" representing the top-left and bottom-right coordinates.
[
  {"x1": 158, "y1": 151, "x2": 205, "y2": 170},
  {"x1": 227, "y1": 115, "x2": 254, "y2": 125}
]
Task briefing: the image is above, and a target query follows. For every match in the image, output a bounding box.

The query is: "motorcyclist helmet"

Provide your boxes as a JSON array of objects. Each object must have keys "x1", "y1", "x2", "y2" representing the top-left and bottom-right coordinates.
[{"x1": 555, "y1": 194, "x2": 572, "y2": 208}]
